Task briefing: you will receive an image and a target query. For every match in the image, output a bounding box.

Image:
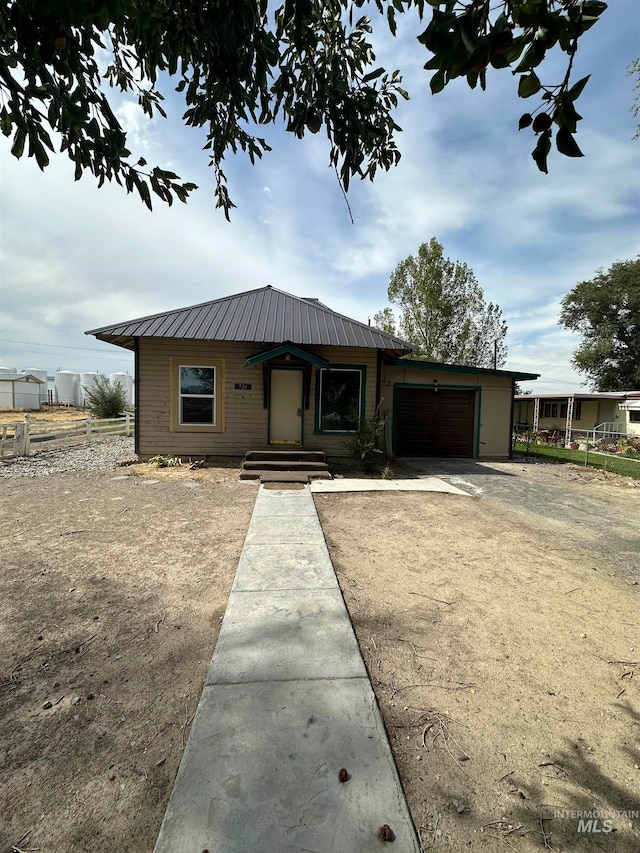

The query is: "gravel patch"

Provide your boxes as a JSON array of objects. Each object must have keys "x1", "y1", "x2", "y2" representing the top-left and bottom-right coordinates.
[{"x1": 0, "y1": 436, "x2": 136, "y2": 478}]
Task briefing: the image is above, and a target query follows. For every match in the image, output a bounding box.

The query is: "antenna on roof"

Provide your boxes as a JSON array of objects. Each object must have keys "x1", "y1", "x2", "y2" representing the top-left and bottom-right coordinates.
[{"x1": 368, "y1": 318, "x2": 371, "y2": 326}]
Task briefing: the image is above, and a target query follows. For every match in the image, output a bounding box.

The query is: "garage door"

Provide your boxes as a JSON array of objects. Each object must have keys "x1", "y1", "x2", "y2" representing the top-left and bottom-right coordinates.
[{"x1": 395, "y1": 387, "x2": 476, "y2": 457}]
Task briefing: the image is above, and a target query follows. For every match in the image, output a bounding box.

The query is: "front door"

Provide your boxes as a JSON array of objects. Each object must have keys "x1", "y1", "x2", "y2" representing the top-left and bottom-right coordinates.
[{"x1": 269, "y1": 369, "x2": 303, "y2": 444}]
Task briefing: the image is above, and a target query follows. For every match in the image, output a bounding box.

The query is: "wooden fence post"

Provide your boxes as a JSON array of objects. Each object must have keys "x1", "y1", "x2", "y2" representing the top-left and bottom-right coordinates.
[{"x1": 15, "y1": 415, "x2": 31, "y2": 456}]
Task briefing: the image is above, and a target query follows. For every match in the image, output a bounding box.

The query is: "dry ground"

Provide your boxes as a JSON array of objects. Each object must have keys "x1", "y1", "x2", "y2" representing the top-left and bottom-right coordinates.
[
  {"x1": 2, "y1": 455, "x2": 638, "y2": 853},
  {"x1": 0, "y1": 407, "x2": 89, "y2": 424},
  {"x1": 315, "y1": 463, "x2": 640, "y2": 852},
  {"x1": 0, "y1": 465, "x2": 257, "y2": 853}
]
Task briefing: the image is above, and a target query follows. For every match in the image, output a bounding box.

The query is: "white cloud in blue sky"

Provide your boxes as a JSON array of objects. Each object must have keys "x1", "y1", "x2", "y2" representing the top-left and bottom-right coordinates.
[{"x1": 0, "y1": 2, "x2": 638, "y2": 392}]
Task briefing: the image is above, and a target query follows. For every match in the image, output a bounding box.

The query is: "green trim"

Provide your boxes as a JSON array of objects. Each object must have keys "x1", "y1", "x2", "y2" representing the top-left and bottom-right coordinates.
[
  {"x1": 244, "y1": 343, "x2": 329, "y2": 368},
  {"x1": 133, "y1": 337, "x2": 140, "y2": 455},
  {"x1": 388, "y1": 357, "x2": 538, "y2": 381},
  {"x1": 314, "y1": 364, "x2": 367, "y2": 434},
  {"x1": 392, "y1": 382, "x2": 479, "y2": 458},
  {"x1": 476, "y1": 387, "x2": 482, "y2": 459},
  {"x1": 267, "y1": 367, "x2": 305, "y2": 445}
]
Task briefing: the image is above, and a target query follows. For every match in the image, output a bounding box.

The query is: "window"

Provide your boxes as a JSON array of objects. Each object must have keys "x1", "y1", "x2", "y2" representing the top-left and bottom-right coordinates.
[
  {"x1": 630, "y1": 411, "x2": 640, "y2": 423},
  {"x1": 179, "y1": 365, "x2": 216, "y2": 425},
  {"x1": 317, "y1": 368, "x2": 363, "y2": 432},
  {"x1": 542, "y1": 402, "x2": 558, "y2": 418},
  {"x1": 170, "y1": 358, "x2": 224, "y2": 433},
  {"x1": 559, "y1": 401, "x2": 581, "y2": 420}
]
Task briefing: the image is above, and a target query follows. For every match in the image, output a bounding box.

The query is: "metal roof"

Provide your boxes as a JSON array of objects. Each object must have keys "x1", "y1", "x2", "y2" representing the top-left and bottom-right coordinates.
[{"x1": 86, "y1": 286, "x2": 414, "y2": 353}]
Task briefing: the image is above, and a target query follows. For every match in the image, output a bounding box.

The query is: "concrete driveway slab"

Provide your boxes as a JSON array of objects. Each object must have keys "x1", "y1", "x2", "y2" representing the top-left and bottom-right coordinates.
[
  {"x1": 153, "y1": 679, "x2": 420, "y2": 853},
  {"x1": 310, "y1": 476, "x2": 469, "y2": 494}
]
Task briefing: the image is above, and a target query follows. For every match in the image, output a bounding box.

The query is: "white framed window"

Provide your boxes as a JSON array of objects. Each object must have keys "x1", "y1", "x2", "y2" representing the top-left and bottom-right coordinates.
[
  {"x1": 317, "y1": 367, "x2": 364, "y2": 432},
  {"x1": 179, "y1": 365, "x2": 216, "y2": 425}
]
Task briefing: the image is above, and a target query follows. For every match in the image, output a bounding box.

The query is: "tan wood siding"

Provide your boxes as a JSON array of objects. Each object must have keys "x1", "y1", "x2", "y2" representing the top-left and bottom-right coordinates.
[
  {"x1": 138, "y1": 340, "x2": 380, "y2": 458},
  {"x1": 138, "y1": 339, "x2": 268, "y2": 457}
]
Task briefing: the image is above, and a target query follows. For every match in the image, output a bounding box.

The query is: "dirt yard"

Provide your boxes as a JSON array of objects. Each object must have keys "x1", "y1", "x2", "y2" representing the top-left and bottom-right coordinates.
[
  {"x1": 315, "y1": 462, "x2": 639, "y2": 852},
  {"x1": 2, "y1": 454, "x2": 638, "y2": 853},
  {"x1": 0, "y1": 464, "x2": 257, "y2": 853},
  {"x1": 0, "y1": 407, "x2": 90, "y2": 424}
]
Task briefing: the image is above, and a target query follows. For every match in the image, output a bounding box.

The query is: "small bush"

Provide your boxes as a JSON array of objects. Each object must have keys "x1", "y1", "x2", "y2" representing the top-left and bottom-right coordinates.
[
  {"x1": 148, "y1": 454, "x2": 182, "y2": 468},
  {"x1": 83, "y1": 375, "x2": 129, "y2": 419},
  {"x1": 342, "y1": 405, "x2": 386, "y2": 473}
]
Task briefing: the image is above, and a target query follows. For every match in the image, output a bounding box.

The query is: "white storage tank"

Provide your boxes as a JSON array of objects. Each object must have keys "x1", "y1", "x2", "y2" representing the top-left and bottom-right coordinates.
[
  {"x1": 110, "y1": 372, "x2": 133, "y2": 406},
  {"x1": 81, "y1": 372, "x2": 100, "y2": 407},
  {"x1": 55, "y1": 370, "x2": 81, "y2": 407},
  {"x1": 22, "y1": 368, "x2": 48, "y2": 404},
  {"x1": 0, "y1": 366, "x2": 17, "y2": 374}
]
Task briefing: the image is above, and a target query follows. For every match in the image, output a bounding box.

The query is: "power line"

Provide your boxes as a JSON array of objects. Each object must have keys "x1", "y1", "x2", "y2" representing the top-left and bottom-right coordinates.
[{"x1": 0, "y1": 337, "x2": 130, "y2": 355}]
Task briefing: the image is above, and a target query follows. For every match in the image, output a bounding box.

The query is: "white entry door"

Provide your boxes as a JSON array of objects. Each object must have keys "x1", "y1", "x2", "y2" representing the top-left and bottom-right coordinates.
[{"x1": 270, "y1": 369, "x2": 303, "y2": 444}]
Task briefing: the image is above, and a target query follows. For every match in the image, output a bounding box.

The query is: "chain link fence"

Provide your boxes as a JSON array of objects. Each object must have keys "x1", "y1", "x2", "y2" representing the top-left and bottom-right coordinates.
[{"x1": 512, "y1": 423, "x2": 640, "y2": 480}]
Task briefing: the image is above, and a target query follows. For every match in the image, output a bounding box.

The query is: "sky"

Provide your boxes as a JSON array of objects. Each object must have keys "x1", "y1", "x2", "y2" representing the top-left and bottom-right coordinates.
[{"x1": 0, "y1": 2, "x2": 638, "y2": 394}]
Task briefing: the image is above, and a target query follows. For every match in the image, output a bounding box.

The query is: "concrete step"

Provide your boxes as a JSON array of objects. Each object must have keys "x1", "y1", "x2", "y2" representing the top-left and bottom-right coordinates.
[
  {"x1": 245, "y1": 450, "x2": 326, "y2": 463},
  {"x1": 243, "y1": 460, "x2": 329, "y2": 472},
  {"x1": 239, "y1": 470, "x2": 332, "y2": 483}
]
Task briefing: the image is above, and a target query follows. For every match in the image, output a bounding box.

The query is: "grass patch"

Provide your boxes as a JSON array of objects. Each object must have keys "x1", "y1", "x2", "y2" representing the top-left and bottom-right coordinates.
[{"x1": 513, "y1": 441, "x2": 640, "y2": 480}]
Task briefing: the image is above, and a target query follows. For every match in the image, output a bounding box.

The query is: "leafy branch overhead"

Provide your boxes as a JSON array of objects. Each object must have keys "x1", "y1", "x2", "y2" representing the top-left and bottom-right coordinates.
[{"x1": 0, "y1": 1, "x2": 609, "y2": 215}]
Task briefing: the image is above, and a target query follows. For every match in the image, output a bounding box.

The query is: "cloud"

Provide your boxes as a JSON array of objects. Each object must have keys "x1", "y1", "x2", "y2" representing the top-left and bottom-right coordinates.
[{"x1": 0, "y1": 3, "x2": 637, "y2": 392}]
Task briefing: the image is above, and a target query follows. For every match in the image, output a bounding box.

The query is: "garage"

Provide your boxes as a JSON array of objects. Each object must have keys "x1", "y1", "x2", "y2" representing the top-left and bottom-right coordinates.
[{"x1": 394, "y1": 387, "x2": 476, "y2": 457}]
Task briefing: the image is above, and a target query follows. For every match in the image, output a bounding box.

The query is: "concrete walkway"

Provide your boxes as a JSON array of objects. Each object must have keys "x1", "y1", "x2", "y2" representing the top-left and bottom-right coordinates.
[{"x1": 154, "y1": 485, "x2": 420, "y2": 853}]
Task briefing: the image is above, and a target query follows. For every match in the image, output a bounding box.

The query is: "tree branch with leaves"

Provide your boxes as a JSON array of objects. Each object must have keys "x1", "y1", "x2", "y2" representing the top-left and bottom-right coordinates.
[{"x1": 0, "y1": 1, "x2": 610, "y2": 215}]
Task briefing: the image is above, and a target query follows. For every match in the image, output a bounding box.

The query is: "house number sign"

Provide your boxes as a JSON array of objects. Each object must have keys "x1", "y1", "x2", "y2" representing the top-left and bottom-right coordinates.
[{"x1": 235, "y1": 383, "x2": 252, "y2": 390}]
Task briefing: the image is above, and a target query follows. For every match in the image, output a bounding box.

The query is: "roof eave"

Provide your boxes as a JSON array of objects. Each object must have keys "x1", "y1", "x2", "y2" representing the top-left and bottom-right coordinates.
[{"x1": 388, "y1": 358, "x2": 539, "y2": 381}]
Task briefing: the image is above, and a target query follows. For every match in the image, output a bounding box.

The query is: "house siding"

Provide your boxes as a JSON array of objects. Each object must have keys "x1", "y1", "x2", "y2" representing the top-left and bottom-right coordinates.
[
  {"x1": 381, "y1": 363, "x2": 514, "y2": 458},
  {"x1": 138, "y1": 338, "x2": 267, "y2": 457},
  {"x1": 137, "y1": 339, "x2": 379, "y2": 457}
]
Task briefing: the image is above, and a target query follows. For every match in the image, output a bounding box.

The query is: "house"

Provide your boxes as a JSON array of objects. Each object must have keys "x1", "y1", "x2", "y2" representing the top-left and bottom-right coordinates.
[
  {"x1": 87, "y1": 286, "x2": 537, "y2": 460},
  {"x1": 514, "y1": 391, "x2": 640, "y2": 440}
]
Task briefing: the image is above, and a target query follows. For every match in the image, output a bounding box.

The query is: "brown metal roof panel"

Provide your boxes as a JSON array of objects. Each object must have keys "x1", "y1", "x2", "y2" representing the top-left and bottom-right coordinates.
[{"x1": 86, "y1": 286, "x2": 415, "y2": 351}]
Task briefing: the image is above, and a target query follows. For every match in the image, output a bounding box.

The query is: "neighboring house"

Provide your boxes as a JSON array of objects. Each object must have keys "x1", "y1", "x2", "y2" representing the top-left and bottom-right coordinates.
[
  {"x1": 0, "y1": 373, "x2": 44, "y2": 410},
  {"x1": 87, "y1": 286, "x2": 537, "y2": 459},
  {"x1": 514, "y1": 392, "x2": 640, "y2": 438}
]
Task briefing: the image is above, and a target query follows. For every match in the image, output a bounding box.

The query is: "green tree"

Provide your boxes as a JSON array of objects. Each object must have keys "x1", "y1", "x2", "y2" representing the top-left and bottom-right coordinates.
[
  {"x1": 559, "y1": 258, "x2": 640, "y2": 391},
  {"x1": 0, "y1": 1, "x2": 608, "y2": 216},
  {"x1": 83, "y1": 374, "x2": 129, "y2": 418},
  {"x1": 375, "y1": 237, "x2": 508, "y2": 368}
]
